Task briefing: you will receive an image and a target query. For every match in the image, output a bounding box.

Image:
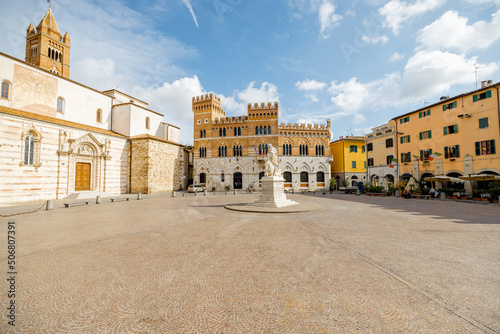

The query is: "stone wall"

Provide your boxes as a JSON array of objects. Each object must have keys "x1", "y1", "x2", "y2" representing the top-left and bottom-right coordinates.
[{"x1": 130, "y1": 135, "x2": 185, "y2": 194}]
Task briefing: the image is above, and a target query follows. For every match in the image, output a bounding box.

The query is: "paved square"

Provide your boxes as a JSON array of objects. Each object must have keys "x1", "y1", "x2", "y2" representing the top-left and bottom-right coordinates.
[{"x1": 1, "y1": 193, "x2": 499, "y2": 333}]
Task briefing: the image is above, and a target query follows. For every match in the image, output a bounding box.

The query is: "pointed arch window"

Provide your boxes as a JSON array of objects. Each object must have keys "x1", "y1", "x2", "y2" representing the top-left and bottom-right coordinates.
[
  {"x1": 1, "y1": 81, "x2": 11, "y2": 100},
  {"x1": 24, "y1": 133, "x2": 35, "y2": 165},
  {"x1": 57, "y1": 97, "x2": 64, "y2": 113},
  {"x1": 21, "y1": 129, "x2": 42, "y2": 167},
  {"x1": 146, "y1": 117, "x2": 150, "y2": 130},
  {"x1": 96, "y1": 109, "x2": 102, "y2": 123}
]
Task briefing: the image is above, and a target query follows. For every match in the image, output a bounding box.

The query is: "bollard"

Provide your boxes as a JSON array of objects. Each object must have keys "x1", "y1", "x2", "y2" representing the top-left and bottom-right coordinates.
[
  {"x1": 195, "y1": 191, "x2": 197, "y2": 196},
  {"x1": 292, "y1": 189, "x2": 295, "y2": 194},
  {"x1": 204, "y1": 189, "x2": 207, "y2": 196},
  {"x1": 172, "y1": 191, "x2": 176, "y2": 197},
  {"x1": 96, "y1": 195, "x2": 101, "y2": 204},
  {"x1": 395, "y1": 190, "x2": 400, "y2": 198},
  {"x1": 356, "y1": 188, "x2": 360, "y2": 196},
  {"x1": 440, "y1": 192, "x2": 446, "y2": 201},
  {"x1": 234, "y1": 189, "x2": 236, "y2": 195},
  {"x1": 46, "y1": 200, "x2": 53, "y2": 210},
  {"x1": 137, "y1": 193, "x2": 142, "y2": 200}
]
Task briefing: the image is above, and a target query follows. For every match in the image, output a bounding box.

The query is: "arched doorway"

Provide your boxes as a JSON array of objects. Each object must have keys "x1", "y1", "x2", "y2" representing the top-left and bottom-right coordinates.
[
  {"x1": 233, "y1": 172, "x2": 242, "y2": 189},
  {"x1": 199, "y1": 173, "x2": 206, "y2": 184},
  {"x1": 351, "y1": 175, "x2": 358, "y2": 186},
  {"x1": 75, "y1": 162, "x2": 91, "y2": 191}
]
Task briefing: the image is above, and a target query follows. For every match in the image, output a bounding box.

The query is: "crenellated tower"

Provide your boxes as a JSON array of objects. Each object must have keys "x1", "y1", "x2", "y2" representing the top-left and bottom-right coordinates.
[{"x1": 25, "y1": 6, "x2": 71, "y2": 77}]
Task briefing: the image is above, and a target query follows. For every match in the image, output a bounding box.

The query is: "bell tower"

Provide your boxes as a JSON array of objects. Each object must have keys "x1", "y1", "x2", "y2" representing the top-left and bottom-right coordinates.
[{"x1": 25, "y1": 6, "x2": 71, "y2": 78}]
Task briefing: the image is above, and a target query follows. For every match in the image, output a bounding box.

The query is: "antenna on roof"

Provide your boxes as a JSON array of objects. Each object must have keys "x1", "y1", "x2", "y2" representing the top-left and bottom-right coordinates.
[
  {"x1": 47, "y1": 0, "x2": 51, "y2": 7},
  {"x1": 473, "y1": 63, "x2": 483, "y2": 90}
]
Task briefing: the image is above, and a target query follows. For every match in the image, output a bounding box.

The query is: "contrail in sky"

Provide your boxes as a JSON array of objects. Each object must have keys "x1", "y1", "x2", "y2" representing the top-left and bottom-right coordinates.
[{"x1": 182, "y1": 0, "x2": 199, "y2": 28}]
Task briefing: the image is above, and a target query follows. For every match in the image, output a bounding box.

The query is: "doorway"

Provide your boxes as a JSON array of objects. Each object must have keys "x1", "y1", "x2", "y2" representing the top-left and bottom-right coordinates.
[
  {"x1": 75, "y1": 162, "x2": 91, "y2": 191},
  {"x1": 233, "y1": 172, "x2": 242, "y2": 189}
]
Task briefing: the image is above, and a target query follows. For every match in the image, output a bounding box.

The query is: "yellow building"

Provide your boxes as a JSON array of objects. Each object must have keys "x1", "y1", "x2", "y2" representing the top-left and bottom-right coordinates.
[
  {"x1": 329, "y1": 136, "x2": 366, "y2": 186},
  {"x1": 193, "y1": 94, "x2": 332, "y2": 191},
  {"x1": 365, "y1": 122, "x2": 397, "y2": 188},
  {"x1": 392, "y1": 81, "x2": 500, "y2": 192}
]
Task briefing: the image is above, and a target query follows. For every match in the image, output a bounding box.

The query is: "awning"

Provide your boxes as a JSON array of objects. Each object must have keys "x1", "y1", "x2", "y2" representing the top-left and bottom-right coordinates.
[
  {"x1": 459, "y1": 174, "x2": 500, "y2": 181},
  {"x1": 424, "y1": 175, "x2": 465, "y2": 183}
]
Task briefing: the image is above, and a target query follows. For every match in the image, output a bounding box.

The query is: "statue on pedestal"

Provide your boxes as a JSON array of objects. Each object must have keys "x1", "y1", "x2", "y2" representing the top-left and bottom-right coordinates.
[{"x1": 264, "y1": 144, "x2": 281, "y2": 177}]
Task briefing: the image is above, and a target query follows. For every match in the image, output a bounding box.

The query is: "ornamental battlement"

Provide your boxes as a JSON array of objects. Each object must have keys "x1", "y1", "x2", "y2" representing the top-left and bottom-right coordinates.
[
  {"x1": 247, "y1": 102, "x2": 278, "y2": 111},
  {"x1": 279, "y1": 119, "x2": 330, "y2": 131},
  {"x1": 213, "y1": 116, "x2": 249, "y2": 124},
  {"x1": 192, "y1": 93, "x2": 225, "y2": 116}
]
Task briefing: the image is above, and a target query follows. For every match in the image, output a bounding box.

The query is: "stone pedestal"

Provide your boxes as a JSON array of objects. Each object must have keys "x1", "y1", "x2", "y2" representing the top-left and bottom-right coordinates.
[{"x1": 254, "y1": 176, "x2": 298, "y2": 208}]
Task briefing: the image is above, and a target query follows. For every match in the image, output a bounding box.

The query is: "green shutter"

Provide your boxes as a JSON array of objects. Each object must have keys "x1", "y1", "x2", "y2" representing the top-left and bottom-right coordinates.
[
  {"x1": 473, "y1": 94, "x2": 478, "y2": 102},
  {"x1": 406, "y1": 116, "x2": 410, "y2": 122},
  {"x1": 419, "y1": 132, "x2": 423, "y2": 140},
  {"x1": 427, "y1": 109, "x2": 431, "y2": 116},
  {"x1": 452, "y1": 101, "x2": 457, "y2": 108},
  {"x1": 400, "y1": 119, "x2": 403, "y2": 124},
  {"x1": 442, "y1": 105, "x2": 447, "y2": 111},
  {"x1": 419, "y1": 112, "x2": 422, "y2": 118},
  {"x1": 456, "y1": 145, "x2": 460, "y2": 158},
  {"x1": 453, "y1": 124, "x2": 458, "y2": 133},
  {"x1": 491, "y1": 140, "x2": 496, "y2": 154},
  {"x1": 400, "y1": 137, "x2": 403, "y2": 144},
  {"x1": 429, "y1": 148, "x2": 432, "y2": 155},
  {"x1": 443, "y1": 126, "x2": 447, "y2": 135},
  {"x1": 475, "y1": 142, "x2": 480, "y2": 155},
  {"x1": 486, "y1": 90, "x2": 492, "y2": 99},
  {"x1": 444, "y1": 146, "x2": 449, "y2": 159},
  {"x1": 428, "y1": 130, "x2": 432, "y2": 139},
  {"x1": 420, "y1": 150, "x2": 423, "y2": 160}
]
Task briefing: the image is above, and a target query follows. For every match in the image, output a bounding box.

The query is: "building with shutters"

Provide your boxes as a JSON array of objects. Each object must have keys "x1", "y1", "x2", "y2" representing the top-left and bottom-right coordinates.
[
  {"x1": 329, "y1": 136, "x2": 366, "y2": 187},
  {"x1": 388, "y1": 81, "x2": 500, "y2": 192},
  {"x1": 192, "y1": 94, "x2": 332, "y2": 191},
  {"x1": 365, "y1": 123, "x2": 397, "y2": 188}
]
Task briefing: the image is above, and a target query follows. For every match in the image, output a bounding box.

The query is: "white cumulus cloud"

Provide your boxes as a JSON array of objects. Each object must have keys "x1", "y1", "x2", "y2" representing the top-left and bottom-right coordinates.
[
  {"x1": 379, "y1": 0, "x2": 447, "y2": 35},
  {"x1": 295, "y1": 79, "x2": 328, "y2": 91},
  {"x1": 417, "y1": 9, "x2": 500, "y2": 54},
  {"x1": 319, "y1": 0, "x2": 343, "y2": 37}
]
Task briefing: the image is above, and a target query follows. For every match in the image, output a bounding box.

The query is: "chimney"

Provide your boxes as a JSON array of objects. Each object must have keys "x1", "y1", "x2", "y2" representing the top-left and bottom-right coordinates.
[
  {"x1": 487, "y1": 79, "x2": 493, "y2": 86},
  {"x1": 481, "y1": 81, "x2": 487, "y2": 88}
]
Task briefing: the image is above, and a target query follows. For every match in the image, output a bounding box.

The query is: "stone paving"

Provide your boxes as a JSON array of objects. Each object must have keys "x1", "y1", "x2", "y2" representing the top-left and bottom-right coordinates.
[{"x1": 1, "y1": 192, "x2": 499, "y2": 333}]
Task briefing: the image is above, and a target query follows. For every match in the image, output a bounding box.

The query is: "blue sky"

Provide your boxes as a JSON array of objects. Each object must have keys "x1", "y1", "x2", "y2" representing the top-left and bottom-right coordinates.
[{"x1": 1, "y1": 0, "x2": 500, "y2": 144}]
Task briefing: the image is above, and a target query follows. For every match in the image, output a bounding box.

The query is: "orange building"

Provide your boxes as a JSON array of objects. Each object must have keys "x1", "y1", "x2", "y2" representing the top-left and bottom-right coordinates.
[{"x1": 193, "y1": 94, "x2": 332, "y2": 191}]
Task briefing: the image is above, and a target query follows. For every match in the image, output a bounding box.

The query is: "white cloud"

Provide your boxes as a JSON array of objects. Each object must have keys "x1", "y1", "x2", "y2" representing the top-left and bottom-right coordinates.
[
  {"x1": 400, "y1": 50, "x2": 499, "y2": 98},
  {"x1": 295, "y1": 79, "x2": 328, "y2": 91},
  {"x1": 379, "y1": 0, "x2": 447, "y2": 35},
  {"x1": 138, "y1": 76, "x2": 206, "y2": 144},
  {"x1": 389, "y1": 52, "x2": 404, "y2": 62},
  {"x1": 319, "y1": 0, "x2": 343, "y2": 37},
  {"x1": 305, "y1": 94, "x2": 320, "y2": 102},
  {"x1": 361, "y1": 34, "x2": 389, "y2": 44},
  {"x1": 235, "y1": 82, "x2": 280, "y2": 106},
  {"x1": 417, "y1": 9, "x2": 500, "y2": 53},
  {"x1": 463, "y1": 0, "x2": 500, "y2": 4},
  {"x1": 182, "y1": 0, "x2": 199, "y2": 28}
]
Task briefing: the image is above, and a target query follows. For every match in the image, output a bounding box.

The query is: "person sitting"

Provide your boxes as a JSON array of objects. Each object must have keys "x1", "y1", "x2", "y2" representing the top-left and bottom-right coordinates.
[
  {"x1": 403, "y1": 189, "x2": 411, "y2": 199},
  {"x1": 429, "y1": 187, "x2": 437, "y2": 199}
]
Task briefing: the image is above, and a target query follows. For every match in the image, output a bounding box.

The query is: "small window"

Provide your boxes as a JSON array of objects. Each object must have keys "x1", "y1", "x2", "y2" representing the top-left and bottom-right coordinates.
[
  {"x1": 400, "y1": 152, "x2": 411, "y2": 163},
  {"x1": 443, "y1": 124, "x2": 458, "y2": 135},
  {"x1": 362, "y1": 145, "x2": 366, "y2": 153},
  {"x1": 400, "y1": 135, "x2": 410, "y2": 144},
  {"x1": 479, "y1": 117, "x2": 489, "y2": 129},
  {"x1": 386, "y1": 155, "x2": 394, "y2": 165},
  {"x1": 420, "y1": 149, "x2": 433, "y2": 161},
  {"x1": 197, "y1": 120, "x2": 201, "y2": 125},
  {"x1": 419, "y1": 109, "x2": 431, "y2": 117},
  {"x1": 350, "y1": 145, "x2": 357, "y2": 153},
  {"x1": 56, "y1": 97, "x2": 64, "y2": 113},
  {"x1": 221, "y1": 173, "x2": 225, "y2": 182},
  {"x1": 367, "y1": 143, "x2": 373, "y2": 151},
  {"x1": 1, "y1": 81, "x2": 11, "y2": 99},
  {"x1": 24, "y1": 133, "x2": 35, "y2": 165},
  {"x1": 442, "y1": 102, "x2": 457, "y2": 111},
  {"x1": 96, "y1": 109, "x2": 102, "y2": 123},
  {"x1": 204, "y1": 118, "x2": 209, "y2": 124},
  {"x1": 475, "y1": 140, "x2": 496, "y2": 156},
  {"x1": 385, "y1": 138, "x2": 393, "y2": 148},
  {"x1": 284, "y1": 171, "x2": 292, "y2": 182},
  {"x1": 445, "y1": 145, "x2": 460, "y2": 159},
  {"x1": 317, "y1": 171, "x2": 325, "y2": 183},
  {"x1": 352, "y1": 161, "x2": 356, "y2": 169},
  {"x1": 473, "y1": 90, "x2": 492, "y2": 102},
  {"x1": 146, "y1": 117, "x2": 150, "y2": 130},
  {"x1": 367, "y1": 158, "x2": 374, "y2": 167},
  {"x1": 419, "y1": 130, "x2": 432, "y2": 140},
  {"x1": 399, "y1": 116, "x2": 410, "y2": 124}
]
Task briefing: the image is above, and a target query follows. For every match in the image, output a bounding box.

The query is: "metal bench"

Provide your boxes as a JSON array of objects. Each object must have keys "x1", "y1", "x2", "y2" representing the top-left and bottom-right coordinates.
[
  {"x1": 64, "y1": 200, "x2": 89, "y2": 208},
  {"x1": 110, "y1": 197, "x2": 130, "y2": 203}
]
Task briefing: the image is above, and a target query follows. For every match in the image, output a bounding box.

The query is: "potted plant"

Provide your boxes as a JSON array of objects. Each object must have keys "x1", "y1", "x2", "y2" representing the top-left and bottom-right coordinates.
[
  {"x1": 212, "y1": 186, "x2": 216, "y2": 192},
  {"x1": 488, "y1": 181, "x2": 500, "y2": 203},
  {"x1": 460, "y1": 190, "x2": 468, "y2": 200},
  {"x1": 225, "y1": 185, "x2": 231, "y2": 191},
  {"x1": 473, "y1": 190, "x2": 485, "y2": 201}
]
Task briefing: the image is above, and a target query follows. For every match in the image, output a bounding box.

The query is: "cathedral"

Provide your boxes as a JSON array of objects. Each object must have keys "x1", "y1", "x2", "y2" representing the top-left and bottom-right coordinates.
[{"x1": 0, "y1": 7, "x2": 188, "y2": 204}]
